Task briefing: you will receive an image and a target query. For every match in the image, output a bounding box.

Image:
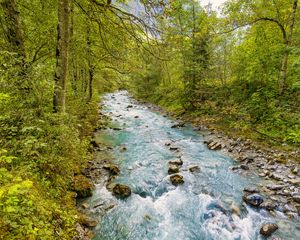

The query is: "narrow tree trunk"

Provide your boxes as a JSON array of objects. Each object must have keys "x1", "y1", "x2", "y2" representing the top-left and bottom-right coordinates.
[
  {"x1": 86, "y1": 24, "x2": 94, "y2": 102},
  {"x1": 278, "y1": 50, "x2": 289, "y2": 95},
  {"x1": 53, "y1": 0, "x2": 70, "y2": 113},
  {"x1": 278, "y1": 0, "x2": 298, "y2": 95}
]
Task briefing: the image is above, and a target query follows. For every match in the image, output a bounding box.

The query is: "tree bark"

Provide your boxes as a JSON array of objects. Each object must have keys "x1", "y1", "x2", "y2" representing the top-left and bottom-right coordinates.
[
  {"x1": 278, "y1": 0, "x2": 298, "y2": 95},
  {"x1": 53, "y1": 0, "x2": 70, "y2": 113},
  {"x1": 0, "y1": 0, "x2": 26, "y2": 62}
]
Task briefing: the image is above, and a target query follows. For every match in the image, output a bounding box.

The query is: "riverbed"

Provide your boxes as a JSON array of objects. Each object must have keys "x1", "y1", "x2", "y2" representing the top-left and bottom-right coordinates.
[{"x1": 85, "y1": 91, "x2": 300, "y2": 240}]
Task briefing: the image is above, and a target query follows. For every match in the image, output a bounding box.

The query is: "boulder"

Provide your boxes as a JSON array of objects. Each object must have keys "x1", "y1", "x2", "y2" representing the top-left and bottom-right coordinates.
[
  {"x1": 81, "y1": 203, "x2": 90, "y2": 209},
  {"x1": 208, "y1": 142, "x2": 222, "y2": 150},
  {"x1": 169, "y1": 159, "x2": 183, "y2": 166},
  {"x1": 79, "y1": 215, "x2": 98, "y2": 228},
  {"x1": 243, "y1": 193, "x2": 264, "y2": 207},
  {"x1": 168, "y1": 164, "x2": 179, "y2": 174},
  {"x1": 259, "y1": 223, "x2": 278, "y2": 237},
  {"x1": 243, "y1": 187, "x2": 259, "y2": 193},
  {"x1": 188, "y1": 165, "x2": 201, "y2": 173},
  {"x1": 293, "y1": 195, "x2": 300, "y2": 203},
  {"x1": 240, "y1": 164, "x2": 249, "y2": 170},
  {"x1": 170, "y1": 147, "x2": 179, "y2": 151},
  {"x1": 112, "y1": 184, "x2": 131, "y2": 198},
  {"x1": 170, "y1": 174, "x2": 184, "y2": 186},
  {"x1": 267, "y1": 184, "x2": 285, "y2": 191},
  {"x1": 260, "y1": 200, "x2": 277, "y2": 211},
  {"x1": 103, "y1": 164, "x2": 120, "y2": 175}
]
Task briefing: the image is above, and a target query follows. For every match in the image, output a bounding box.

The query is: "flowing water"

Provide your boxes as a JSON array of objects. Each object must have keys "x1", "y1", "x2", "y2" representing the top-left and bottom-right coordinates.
[{"x1": 87, "y1": 91, "x2": 300, "y2": 240}]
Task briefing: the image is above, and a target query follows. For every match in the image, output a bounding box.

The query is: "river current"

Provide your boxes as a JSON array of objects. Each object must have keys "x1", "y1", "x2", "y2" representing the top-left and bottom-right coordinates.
[{"x1": 87, "y1": 91, "x2": 300, "y2": 240}]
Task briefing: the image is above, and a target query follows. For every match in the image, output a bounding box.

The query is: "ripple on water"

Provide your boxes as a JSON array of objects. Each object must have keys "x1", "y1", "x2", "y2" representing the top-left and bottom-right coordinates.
[{"x1": 89, "y1": 91, "x2": 300, "y2": 240}]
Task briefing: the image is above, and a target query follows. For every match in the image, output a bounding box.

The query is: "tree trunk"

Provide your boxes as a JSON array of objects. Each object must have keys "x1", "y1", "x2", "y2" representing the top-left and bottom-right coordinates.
[
  {"x1": 278, "y1": 50, "x2": 288, "y2": 95},
  {"x1": 53, "y1": 0, "x2": 70, "y2": 113},
  {"x1": 278, "y1": 0, "x2": 298, "y2": 95},
  {"x1": 0, "y1": 0, "x2": 26, "y2": 60},
  {"x1": 86, "y1": 24, "x2": 94, "y2": 102}
]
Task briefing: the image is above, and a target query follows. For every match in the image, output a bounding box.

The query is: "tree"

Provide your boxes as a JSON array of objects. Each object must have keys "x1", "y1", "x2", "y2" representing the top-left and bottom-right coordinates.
[
  {"x1": 224, "y1": 0, "x2": 299, "y2": 94},
  {"x1": 53, "y1": 0, "x2": 70, "y2": 113}
]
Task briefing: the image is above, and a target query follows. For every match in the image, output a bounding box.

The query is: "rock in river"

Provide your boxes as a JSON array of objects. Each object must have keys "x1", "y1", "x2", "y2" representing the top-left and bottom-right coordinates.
[
  {"x1": 189, "y1": 165, "x2": 201, "y2": 173},
  {"x1": 243, "y1": 193, "x2": 264, "y2": 207},
  {"x1": 259, "y1": 223, "x2": 278, "y2": 237},
  {"x1": 170, "y1": 174, "x2": 184, "y2": 186},
  {"x1": 112, "y1": 184, "x2": 131, "y2": 198},
  {"x1": 169, "y1": 159, "x2": 183, "y2": 166},
  {"x1": 103, "y1": 164, "x2": 120, "y2": 175},
  {"x1": 168, "y1": 164, "x2": 180, "y2": 174}
]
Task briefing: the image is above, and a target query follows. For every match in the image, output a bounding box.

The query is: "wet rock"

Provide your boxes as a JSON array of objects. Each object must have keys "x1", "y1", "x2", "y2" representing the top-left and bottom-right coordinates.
[
  {"x1": 292, "y1": 167, "x2": 299, "y2": 175},
  {"x1": 120, "y1": 146, "x2": 127, "y2": 152},
  {"x1": 240, "y1": 156, "x2": 254, "y2": 163},
  {"x1": 126, "y1": 105, "x2": 133, "y2": 108},
  {"x1": 243, "y1": 187, "x2": 259, "y2": 193},
  {"x1": 208, "y1": 142, "x2": 222, "y2": 150},
  {"x1": 112, "y1": 184, "x2": 132, "y2": 198},
  {"x1": 134, "y1": 116, "x2": 139, "y2": 118},
  {"x1": 230, "y1": 203, "x2": 241, "y2": 216},
  {"x1": 81, "y1": 203, "x2": 90, "y2": 209},
  {"x1": 80, "y1": 215, "x2": 98, "y2": 228},
  {"x1": 288, "y1": 179, "x2": 300, "y2": 185},
  {"x1": 243, "y1": 193, "x2": 264, "y2": 207},
  {"x1": 292, "y1": 195, "x2": 300, "y2": 203},
  {"x1": 240, "y1": 164, "x2": 249, "y2": 170},
  {"x1": 165, "y1": 141, "x2": 172, "y2": 147},
  {"x1": 169, "y1": 159, "x2": 183, "y2": 166},
  {"x1": 267, "y1": 184, "x2": 285, "y2": 191},
  {"x1": 103, "y1": 164, "x2": 120, "y2": 175},
  {"x1": 270, "y1": 173, "x2": 285, "y2": 181},
  {"x1": 170, "y1": 174, "x2": 184, "y2": 186},
  {"x1": 283, "y1": 203, "x2": 297, "y2": 213},
  {"x1": 106, "y1": 182, "x2": 115, "y2": 192},
  {"x1": 168, "y1": 164, "x2": 180, "y2": 174},
  {"x1": 260, "y1": 200, "x2": 277, "y2": 211},
  {"x1": 170, "y1": 147, "x2": 179, "y2": 151},
  {"x1": 259, "y1": 223, "x2": 278, "y2": 237},
  {"x1": 189, "y1": 165, "x2": 201, "y2": 173},
  {"x1": 171, "y1": 123, "x2": 185, "y2": 128},
  {"x1": 112, "y1": 127, "x2": 122, "y2": 131},
  {"x1": 168, "y1": 164, "x2": 179, "y2": 174}
]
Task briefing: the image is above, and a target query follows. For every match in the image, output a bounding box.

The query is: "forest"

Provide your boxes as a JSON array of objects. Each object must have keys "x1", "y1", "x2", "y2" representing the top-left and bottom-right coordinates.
[{"x1": 0, "y1": 0, "x2": 299, "y2": 239}]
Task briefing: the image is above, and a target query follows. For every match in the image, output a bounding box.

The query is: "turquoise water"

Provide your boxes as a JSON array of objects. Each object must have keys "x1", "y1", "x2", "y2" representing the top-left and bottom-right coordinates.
[{"x1": 88, "y1": 91, "x2": 300, "y2": 240}]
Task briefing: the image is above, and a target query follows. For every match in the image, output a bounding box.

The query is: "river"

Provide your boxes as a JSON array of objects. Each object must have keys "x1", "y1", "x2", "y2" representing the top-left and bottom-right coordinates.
[{"x1": 86, "y1": 91, "x2": 300, "y2": 240}]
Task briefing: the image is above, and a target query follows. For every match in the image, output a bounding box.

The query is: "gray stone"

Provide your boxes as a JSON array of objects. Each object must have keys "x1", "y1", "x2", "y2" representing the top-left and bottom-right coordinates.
[
  {"x1": 243, "y1": 187, "x2": 259, "y2": 193},
  {"x1": 243, "y1": 193, "x2": 264, "y2": 207},
  {"x1": 260, "y1": 200, "x2": 277, "y2": 211}
]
